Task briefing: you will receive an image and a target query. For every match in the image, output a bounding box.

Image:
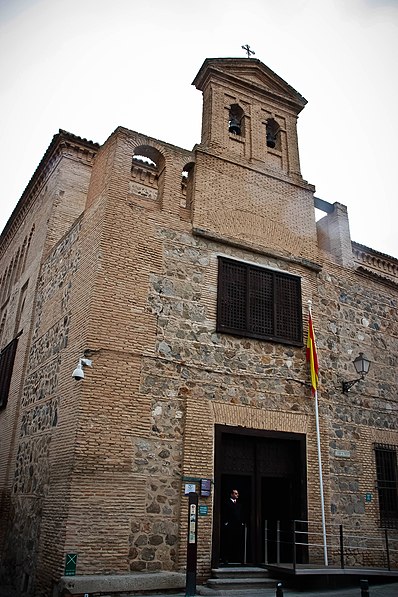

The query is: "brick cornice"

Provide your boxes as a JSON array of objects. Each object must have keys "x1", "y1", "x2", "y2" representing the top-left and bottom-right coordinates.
[
  {"x1": 192, "y1": 58, "x2": 307, "y2": 114},
  {"x1": 352, "y1": 241, "x2": 398, "y2": 285},
  {"x1": 0, "y1": 130, "x2": 99, "y2": 257}
]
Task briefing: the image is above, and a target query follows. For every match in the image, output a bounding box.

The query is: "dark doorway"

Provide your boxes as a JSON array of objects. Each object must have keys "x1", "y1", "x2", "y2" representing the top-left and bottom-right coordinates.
[
  {"x1": 220, "y1": 475, "x2": 252, "y2": 564},
  {"x1": 213, "y1": 426, "x2": 307, "y2": 567},
  {"x1": 262, "y1": 476, "x2": 294, "y2": 563}
]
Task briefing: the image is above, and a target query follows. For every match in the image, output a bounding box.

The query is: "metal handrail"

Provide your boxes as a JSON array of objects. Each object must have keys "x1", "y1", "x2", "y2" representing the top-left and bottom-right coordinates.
[{"x1": 264, "y1": 519, "x2": 398, "y2": 571}]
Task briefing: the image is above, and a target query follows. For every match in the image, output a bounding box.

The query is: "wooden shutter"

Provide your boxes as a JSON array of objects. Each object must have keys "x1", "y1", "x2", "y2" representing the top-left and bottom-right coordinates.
[
  {"x1": 248, "y1": 267, "x2": 273, "y2": 336},
  {"x1": 217, "y1": 257, "x2": 302, "y2": 345},
  {"x1": 275, "y1": 273, "x2": 302, "y2": 343},
  {"x1": 217, "y1": 259, "x2": 247, "y2": 334}
]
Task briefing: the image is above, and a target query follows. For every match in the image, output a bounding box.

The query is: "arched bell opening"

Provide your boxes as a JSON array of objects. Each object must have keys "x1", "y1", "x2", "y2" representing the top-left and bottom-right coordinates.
[
  {"x1": 228, "y1": 104, "x2": 245, "y2": 136},
  {"x1": 181, "y1": 162, "x2": 195, "y2": 209},
  {"x1": 132, "y1": 145, "x2": 165, "y2": 173},
  {"x1": 266, "y1": 118, "x2": 281, "y2": 151},
  {"x1": 131, "y1": 145, "x2": 166, "y2": 201}
]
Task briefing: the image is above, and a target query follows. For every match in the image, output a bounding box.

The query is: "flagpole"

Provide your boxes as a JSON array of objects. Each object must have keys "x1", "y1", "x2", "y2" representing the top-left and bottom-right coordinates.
[
  {"x1": 314, "y1": 388, "x2": 328, "y2": 566},
  {"x1": 307, "y1": 301, "x2": 328, "y2": 566}
]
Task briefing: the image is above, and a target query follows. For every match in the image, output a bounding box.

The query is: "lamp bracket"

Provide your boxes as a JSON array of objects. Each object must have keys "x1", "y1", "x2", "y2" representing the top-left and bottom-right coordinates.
[
  {"x1": 81, "y1": 358, "x2": 92, "y2": 368},
  {"x1": 342, "y1": 377, "x2": 362, "y2": 393}
]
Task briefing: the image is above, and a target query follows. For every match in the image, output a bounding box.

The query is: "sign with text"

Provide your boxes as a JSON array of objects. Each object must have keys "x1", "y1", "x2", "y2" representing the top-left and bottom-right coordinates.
[
  {"x1": 335, "y1": 449, "x2": 351, "y2": 458},
  {"x1": 186, "y1": 492, "x2": 198, "y2": 597},
  {"x1": 200, "y1": 478, "x2": 211, "y2": 497}
]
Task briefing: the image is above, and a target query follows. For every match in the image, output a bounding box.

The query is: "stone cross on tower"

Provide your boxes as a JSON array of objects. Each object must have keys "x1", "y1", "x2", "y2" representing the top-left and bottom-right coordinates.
[{"x1": 241, "y1": 44, "x2": 255, "y2": 58}]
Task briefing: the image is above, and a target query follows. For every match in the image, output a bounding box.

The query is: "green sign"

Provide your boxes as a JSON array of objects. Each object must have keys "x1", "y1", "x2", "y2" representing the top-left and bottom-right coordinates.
[
  {"x1": 199, "y1": 505, "x2": 208, "y2": 516},
  {"x1": 365, "y1": 493, "x2": 372, "y2": 503},
  {"x1": 64, "y1": 553, "x2": 77, "y2": 576}
]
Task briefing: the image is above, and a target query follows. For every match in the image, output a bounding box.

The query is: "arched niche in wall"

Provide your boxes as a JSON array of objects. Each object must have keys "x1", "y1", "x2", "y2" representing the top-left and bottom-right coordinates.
[
  {"x1": 130, "y1": 145, "x2": 166, "y2": 203},
  {"x1": 0, "y1": 226, "x2": 34, "y2": 306},
  {"x1": 181, "y1": 162, "x2": 195, "y2": 209}
]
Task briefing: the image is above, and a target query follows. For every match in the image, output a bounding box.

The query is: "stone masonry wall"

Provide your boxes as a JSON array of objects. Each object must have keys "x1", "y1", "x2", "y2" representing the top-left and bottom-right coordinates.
[
  {"x1": 313, "y1": 257, "x2": 398, "y2": 567},
  {"x1": 140, "y1": 222, "x2": 398, "y2": 576},
  {"x1": 4, "y1": 220, "x2": 81, "y2": 594},
  {"x1": 0, "y1": 135, "x2": 93, "y2": 593},
  {"x1": 142, "y1": 224, "x2": 319, "y2": 578}
]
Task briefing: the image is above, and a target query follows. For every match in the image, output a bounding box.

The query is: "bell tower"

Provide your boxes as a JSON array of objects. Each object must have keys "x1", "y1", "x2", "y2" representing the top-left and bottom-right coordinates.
[
  {"x1": 193, "y1": 57, "x2": 307, "y2": 179},
  {"x1": 191, "y1": 57, "x2": 319, "y2": 264}
]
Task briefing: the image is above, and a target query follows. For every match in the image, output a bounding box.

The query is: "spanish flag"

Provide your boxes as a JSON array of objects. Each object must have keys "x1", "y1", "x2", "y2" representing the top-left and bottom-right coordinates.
[{"x1": 306, "y1": 310, "x2": 319, "y2": 395}]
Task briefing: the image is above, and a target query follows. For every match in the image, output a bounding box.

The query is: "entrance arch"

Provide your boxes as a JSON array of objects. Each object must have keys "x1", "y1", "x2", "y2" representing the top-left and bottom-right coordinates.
[{"x1": 212, "y1": 426, "x2": 307, "y2": 567}]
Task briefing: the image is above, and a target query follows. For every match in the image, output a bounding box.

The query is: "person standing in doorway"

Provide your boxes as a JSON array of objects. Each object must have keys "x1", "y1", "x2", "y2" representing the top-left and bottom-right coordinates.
[{"x1": 221, "y1": 488, "x2": 245, "y2": 564}]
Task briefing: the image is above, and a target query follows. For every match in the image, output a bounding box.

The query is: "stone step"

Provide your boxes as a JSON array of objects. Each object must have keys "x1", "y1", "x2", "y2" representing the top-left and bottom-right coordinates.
[
  {"x1": 206, "y1": 576, "x2": 278, "y2": 592},
  {"x1": 211, "y1": 566, "x2": 271, "y2": 579},
  {"x1": 56, "y1": 571, "x2": 185, "y2": 596}
]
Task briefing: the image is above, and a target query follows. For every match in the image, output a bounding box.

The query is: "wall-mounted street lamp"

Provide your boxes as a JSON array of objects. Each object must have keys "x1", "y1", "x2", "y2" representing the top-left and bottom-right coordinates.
[{"x1": 342, "y1": 352, "x2": 371, "y2": 393}]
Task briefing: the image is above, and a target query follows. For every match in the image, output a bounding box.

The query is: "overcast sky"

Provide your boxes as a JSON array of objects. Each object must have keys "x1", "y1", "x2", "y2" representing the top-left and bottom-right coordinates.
[{"x1": 1, "y1": 0, "x2": 397, "y2": 258}]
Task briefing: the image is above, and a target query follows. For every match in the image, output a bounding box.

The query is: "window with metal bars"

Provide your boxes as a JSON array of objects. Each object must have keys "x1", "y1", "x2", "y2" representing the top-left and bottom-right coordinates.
[
  {"x1": 374, "y1": 444, "x2": 398, "y2": 529},
  {"x1": 217, "y1": 257, "x2": 303, "y2": 345},
  {"x1": 0, "y1": 334, "x2": 21, "y2": 408}
]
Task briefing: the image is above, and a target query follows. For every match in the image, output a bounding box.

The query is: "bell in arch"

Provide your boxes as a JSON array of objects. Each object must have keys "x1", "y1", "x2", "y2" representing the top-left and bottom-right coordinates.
[
  {"x1": 266, "y1": 131, "x2": 276, "y2": 149},
  {"x1": 229, "y1": 116, "x2": 241, "y2": 135},
  {"x1": 266, "y1": 118, "x2": 279, "y2": 149}
]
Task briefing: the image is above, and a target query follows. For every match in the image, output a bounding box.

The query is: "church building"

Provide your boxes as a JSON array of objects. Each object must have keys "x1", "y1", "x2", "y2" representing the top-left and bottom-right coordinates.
[{"x1": 0, "y1": 57, "x2": 397, "y2": 597}]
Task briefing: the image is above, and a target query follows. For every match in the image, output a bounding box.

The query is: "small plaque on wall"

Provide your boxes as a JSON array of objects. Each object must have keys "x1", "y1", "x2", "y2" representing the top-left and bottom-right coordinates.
[
  {"x1": 335, "y1": 449, "x2": 351, "y2": 458},
  {"x1": 200, "y1": 478, "x2": 211, "y2": 497},
  {"x1": 184, "y1": 483, "x2": 196, "y2": 495}
]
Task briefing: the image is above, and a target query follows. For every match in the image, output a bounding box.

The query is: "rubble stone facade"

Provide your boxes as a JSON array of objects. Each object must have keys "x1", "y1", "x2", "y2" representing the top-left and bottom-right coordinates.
[{"x1": 0, "y1": 58, "x2": 397, "y2": 596}]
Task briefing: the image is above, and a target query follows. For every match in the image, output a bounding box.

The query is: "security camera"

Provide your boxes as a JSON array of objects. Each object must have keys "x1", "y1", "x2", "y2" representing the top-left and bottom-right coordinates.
[
  {"x1": 72, "y1": 363, "x2": 84, "y2": 380},
  {"x1": 72, "y1": 358, "x2": 92, "y2": 381}
]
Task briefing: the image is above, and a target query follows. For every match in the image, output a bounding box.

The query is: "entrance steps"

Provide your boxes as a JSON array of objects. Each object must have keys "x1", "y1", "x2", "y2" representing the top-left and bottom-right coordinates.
[{"x1": 199, "y1": 566, "x2": 280, "y2": 594}]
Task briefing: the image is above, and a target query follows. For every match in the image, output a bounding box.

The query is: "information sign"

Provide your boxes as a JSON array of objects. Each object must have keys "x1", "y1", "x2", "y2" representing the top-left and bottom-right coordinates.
[
  {"x1": 200, "y1": 479, "x2": 211, "y2": 497},
  {"x1": 185, "y1": 483, "x2": 196, "y2": 495}
]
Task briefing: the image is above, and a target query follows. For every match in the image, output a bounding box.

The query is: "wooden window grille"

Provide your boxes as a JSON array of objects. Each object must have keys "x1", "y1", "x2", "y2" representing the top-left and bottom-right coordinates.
[
  {"x1": 217, "y1": 257, "x2": 303, "y2": 345},
  {"x1": 0, "y1": 333, "x2": 21, "y2": 408},
  {"x1": 374, "y1": 444, "x2": 398, "y2": 529}
]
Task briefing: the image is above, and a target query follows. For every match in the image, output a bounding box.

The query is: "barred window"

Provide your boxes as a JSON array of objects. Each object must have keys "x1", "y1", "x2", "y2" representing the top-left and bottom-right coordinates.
[
  {"x1": 217, "y1": 257, "x2": 303, "y2": 345},
  {"x1": 374, "y1": 444, "x2": 398, "y2": 529},
  {"x1": 0, "y1": 334, "x2": 20, "y2": 409}
]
